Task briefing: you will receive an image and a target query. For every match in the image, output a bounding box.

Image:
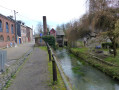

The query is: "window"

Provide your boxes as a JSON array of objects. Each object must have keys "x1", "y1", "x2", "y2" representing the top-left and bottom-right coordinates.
[
  {"x1": 12, "y1": 36, "x2": 14, "y2": 41},
  {"x1": 0, "y1": 35, "x2": 4, "y2": 42},
  {"x1": 6, "y1": 22, "x2": 9, "y2": 33},
  {"x1": 0, "y1": 20, "x2": 2, "y2": 32},
  {"x1": 7, "y1": 36, "x2": 10, "y2": 41},
  {"x1": 11, "y1": 24, "x2": 14, "y2": 34}
]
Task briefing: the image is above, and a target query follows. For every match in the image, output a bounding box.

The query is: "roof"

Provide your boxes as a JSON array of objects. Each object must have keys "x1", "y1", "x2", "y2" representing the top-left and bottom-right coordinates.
[
  {"x1": 56, "y1": 30, "x2": 65, "y2": 36},
  {"x1": 0, "y1": 13, "x2": 15, "y2": 22},
  {"x1": 50, "y1": 28, "x2": 56, "y2": 32}
]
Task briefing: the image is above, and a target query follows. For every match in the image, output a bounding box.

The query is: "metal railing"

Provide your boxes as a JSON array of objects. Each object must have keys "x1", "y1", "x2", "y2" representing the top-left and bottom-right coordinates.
[{"x1": 46, "y1": 43, "x2": 72, "y2": 90}]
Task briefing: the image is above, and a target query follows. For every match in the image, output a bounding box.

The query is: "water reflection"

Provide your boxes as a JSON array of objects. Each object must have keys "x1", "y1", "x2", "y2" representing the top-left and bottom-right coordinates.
[{"x1": 56, "y1": 49, "x2": 119, "y2": 90}]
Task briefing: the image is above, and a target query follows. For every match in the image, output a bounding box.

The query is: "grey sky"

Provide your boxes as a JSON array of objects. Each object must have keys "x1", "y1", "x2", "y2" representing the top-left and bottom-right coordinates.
[{"x1": 0, "y1": 0, "x2": 87, "y2": 31}]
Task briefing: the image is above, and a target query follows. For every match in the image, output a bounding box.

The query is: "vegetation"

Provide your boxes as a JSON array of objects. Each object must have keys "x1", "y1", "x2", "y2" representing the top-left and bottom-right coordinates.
[
  {"x1": 39, "y1": 46, "x2": 66, "y2": 90},
  {"x1": 48, "y1": 60, "x2": 66, "y2": 90},
  {"x1": 69, "y1": 47, "x2": 119, "y2": 80},
  {"x1": 42, "y1": 35, "x2": 56, "y2": 49},
  {"x1": 56, "y1": 0, "x2": 119, "y2": 57},
  {"x1": 104, "y1": 49, "x2": 119, "y2": 66}
]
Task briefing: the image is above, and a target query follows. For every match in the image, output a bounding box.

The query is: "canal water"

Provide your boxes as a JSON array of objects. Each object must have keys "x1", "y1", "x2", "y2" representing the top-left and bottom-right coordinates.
[{"x1": 56, "y1": 49, "x2": 119, "y2": 90}]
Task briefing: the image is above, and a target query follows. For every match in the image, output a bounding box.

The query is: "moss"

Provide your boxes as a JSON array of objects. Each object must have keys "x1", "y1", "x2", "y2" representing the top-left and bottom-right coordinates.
[
  {"x1": 39, "y1": 46, "x2": 47, "y2": 51},
  {"x1": 48, "y1": 61, "x2": 66, "y2": 90}
]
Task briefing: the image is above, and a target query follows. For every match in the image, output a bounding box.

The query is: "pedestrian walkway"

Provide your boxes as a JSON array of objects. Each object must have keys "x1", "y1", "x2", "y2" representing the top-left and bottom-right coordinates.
[{"x1": 8, "y1": 47, "x2": 51, "y2": 90}]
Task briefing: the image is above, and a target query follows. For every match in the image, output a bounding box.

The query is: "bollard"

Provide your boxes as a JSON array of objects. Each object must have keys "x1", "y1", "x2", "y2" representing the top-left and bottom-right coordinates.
[{"x1": 52, "y1": 54, "x2": 57, "y2": 83}]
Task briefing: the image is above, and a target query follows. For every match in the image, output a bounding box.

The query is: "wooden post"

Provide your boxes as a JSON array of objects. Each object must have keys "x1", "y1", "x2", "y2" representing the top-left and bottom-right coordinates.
[
  {"x1": 46, "y1": 43, "x2": 49, "y2": 54},
  {"x1": 52, "y1": 54, "x2": 57, "y2": 83},
  {"x1": 48, "y1": 48, "x2": 51, "y2": 61}
]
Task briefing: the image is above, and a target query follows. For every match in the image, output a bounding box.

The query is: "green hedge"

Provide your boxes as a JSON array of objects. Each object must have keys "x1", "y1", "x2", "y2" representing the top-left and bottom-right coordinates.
[
  {"x1": 102, "y1": 42, "x2": 112, "y2": 49},
  {"x1": 42, "y1": 35, "x2": 56, "y2": 49},
  {"x1": 102, "y1": 42, "x2": 118, "y2": 49}
]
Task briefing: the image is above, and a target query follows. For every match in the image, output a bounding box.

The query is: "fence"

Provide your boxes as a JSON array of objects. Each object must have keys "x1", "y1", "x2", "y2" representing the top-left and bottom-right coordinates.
[
  {"x1": 0, "y1": 50, "x2": 7, "y2": 72},
  {"x1": 46, "y1": 43, "x2": 72, "y2": 90}
]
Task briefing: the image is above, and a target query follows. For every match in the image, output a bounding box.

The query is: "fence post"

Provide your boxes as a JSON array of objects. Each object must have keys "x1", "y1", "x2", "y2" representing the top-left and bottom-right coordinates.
[
  {"x1": 52, "y1": 54, "x2": 57, "y2": 83},
  {"x1": 48, "y1": 48, "x2": 51, "y2": 61},
  {"x1": 46, "y1": 43, "x2": 49, "y2": 53}
]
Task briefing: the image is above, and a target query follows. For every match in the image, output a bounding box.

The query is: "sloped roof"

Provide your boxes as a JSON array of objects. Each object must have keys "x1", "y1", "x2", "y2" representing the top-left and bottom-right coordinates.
[
  {"x1": 56, "y1": 30, "x2": 65, "y2": 35},
  {"x1": 50, "y1": 28, "x2": 56, "y2": 33},
  {"x1": 0, "y1": 13, "x2": 15, "y2": 22}
]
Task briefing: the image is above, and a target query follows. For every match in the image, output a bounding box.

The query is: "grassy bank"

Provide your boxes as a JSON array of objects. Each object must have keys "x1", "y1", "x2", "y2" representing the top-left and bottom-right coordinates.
[
  {"x1": 39, "y1": 46, "x2": 66, "y2": 90},
  {"x1": 69, "y1": 47, "x2": 119, "y2": 80},
  {"x1": 104, "y1": 49, "x2": 119, "y2": 66}
]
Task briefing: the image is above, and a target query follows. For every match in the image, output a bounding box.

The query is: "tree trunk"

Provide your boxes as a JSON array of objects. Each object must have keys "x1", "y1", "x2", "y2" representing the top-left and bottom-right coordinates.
[{"x1": 112, "y1": 41, "x2": 117, "y2": 57}]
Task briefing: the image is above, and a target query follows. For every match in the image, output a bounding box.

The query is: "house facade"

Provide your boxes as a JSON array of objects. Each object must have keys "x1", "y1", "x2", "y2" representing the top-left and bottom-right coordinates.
[
  {"x1": 0, "y1": 13, "x2": 33, "y2": 48},
  {"x1": 56, "y1": 30, "x2": 65, "y2": 47},
  {"x1": 0, "y1": 14, "x2": 15, "y2": 48},
  {"x1": 50, "y1": 28, "x2": 56, "y2": 38},
  {"x1": 21, "y1": 24, "x2": 27, "y2": 43},
  {"x1": 26, "y1": 26, "x2": 33, "y2": 42},
  {"x1": 30, "y1": 27, "x2": 33, "y2": 41}
]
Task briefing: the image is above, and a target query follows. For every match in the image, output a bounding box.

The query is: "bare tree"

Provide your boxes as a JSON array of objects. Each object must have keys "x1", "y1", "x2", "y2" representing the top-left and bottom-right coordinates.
[{"x1": 37, "y1": 22, "x2": 43, "y2": 35}]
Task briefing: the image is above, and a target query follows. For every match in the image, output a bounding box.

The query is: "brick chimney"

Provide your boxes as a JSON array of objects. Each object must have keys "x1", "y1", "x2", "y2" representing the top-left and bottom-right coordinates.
[{"x1": 43, "y1": 16, "x2": 47, "y2": 35}]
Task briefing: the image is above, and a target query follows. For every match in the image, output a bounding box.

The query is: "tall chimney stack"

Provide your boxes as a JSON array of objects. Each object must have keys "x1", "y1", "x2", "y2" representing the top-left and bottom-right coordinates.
[{"x1": 43, "y1": 16, "x2": 47, "y2": 35}]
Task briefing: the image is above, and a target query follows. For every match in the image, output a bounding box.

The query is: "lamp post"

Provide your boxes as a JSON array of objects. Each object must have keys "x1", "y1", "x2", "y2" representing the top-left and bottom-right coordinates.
[{"x1": 14, "y1": 10, "x2": 18, "y2": 43}]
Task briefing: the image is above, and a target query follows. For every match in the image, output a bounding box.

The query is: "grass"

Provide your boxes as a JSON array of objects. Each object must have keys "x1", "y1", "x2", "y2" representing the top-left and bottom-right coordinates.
[
  {"x1": 96, "y1": 48, "x2": 119, "y2": 66},
  {"x1": 48, "y1": 60, "x2": 66, "y2": 90},
  {"x1": 39, "y1": 46, "x2": 66, "y2": 90},
  {"x1": 39, "y1": 46, "x2": 47, "y2": 51},
  {"x1": 104, "y1": 54, "x2": 119, "y2": 66},
  {"x1": 71, "y1": 47, "x2": 88, "y2": 53}
]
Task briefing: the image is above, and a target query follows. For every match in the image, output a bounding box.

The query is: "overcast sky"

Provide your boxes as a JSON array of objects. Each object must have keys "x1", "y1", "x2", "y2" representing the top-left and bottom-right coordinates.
[{"x1": 0, "y1": 0, "x2": 87, "y2": 31}]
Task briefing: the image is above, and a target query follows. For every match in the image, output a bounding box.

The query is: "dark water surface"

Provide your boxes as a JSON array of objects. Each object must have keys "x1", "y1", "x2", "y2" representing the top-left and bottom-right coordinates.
[{"x1": 56, "y1": 49, "x2": 119, "y2": 90}]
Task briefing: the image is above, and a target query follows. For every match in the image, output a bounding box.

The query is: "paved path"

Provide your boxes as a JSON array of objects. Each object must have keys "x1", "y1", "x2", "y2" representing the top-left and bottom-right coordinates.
[
  {"x1": 8, "y1": 47, "x2": 51, "y2": 90},
  {"x1": 6, "y1": 41, "x2": 35, "y2": 61}
]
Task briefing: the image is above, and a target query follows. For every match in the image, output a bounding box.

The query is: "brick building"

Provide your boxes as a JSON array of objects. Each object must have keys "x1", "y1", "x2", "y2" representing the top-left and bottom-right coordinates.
[
  {"x1": 17, "y1": 21, "x2": 33, "y2": 44},
  {"x1": 0, "y1": 13, "x2": 33, "y2": 48},
  {"x1": 26, "y1": 26, "x2": 33, "y2": 42},
  {"x1": 21, "y1": 24, "x2": 28, "y2": 43},
  {"x1": 0, "y1": 14, "x2": 15, "y2": 48},
  {"x1": 50, "y1": 28, "x2": 56, "y2": 38}
]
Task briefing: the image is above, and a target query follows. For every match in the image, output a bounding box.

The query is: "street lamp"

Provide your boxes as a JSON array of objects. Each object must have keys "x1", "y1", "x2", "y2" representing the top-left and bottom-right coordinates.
[{"x1": 14, "y1": 10, "x2": 18, "y2": 44}]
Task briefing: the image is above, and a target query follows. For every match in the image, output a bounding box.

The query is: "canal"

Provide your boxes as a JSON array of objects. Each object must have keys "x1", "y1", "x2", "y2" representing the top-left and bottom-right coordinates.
[{"x1": 56, "y1": 48, "x2": 119, "y2": 90}]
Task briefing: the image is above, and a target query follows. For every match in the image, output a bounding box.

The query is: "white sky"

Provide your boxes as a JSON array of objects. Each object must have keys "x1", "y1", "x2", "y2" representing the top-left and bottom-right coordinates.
[{"x1": 0, "y1": 0, "x2": 87, "y2": 31}]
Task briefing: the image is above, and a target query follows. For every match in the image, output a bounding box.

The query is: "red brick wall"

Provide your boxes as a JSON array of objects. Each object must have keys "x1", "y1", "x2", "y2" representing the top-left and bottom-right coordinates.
[
  {"x1": 0, "y1": 41, "x2": 15, "y2": 47},
  {"x1": 0, "y1": 15, "x2": 15, "y2": 48}
]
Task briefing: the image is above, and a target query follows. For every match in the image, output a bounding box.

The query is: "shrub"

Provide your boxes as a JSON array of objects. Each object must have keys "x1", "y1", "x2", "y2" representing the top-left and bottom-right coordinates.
[
  {"x1": 102, "y1": 42, "x2": 112, "y2": 49},
  {"x1": 102, "y1": 42, "x2": 119, "y2": 49},
  {"x1": 42, "y1": 35, "x2": 56, "y2": 49}
]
